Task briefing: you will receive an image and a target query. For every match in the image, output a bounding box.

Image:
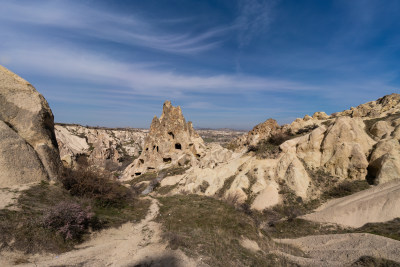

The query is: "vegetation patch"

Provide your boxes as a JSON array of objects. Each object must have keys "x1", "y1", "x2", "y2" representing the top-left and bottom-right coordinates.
[
  {"x1": 295, "y1": 124, "x2": 318, "y2": 135},
  {"x1": 322, "y1": 180, "x2": 371, "y2": 199},
  {"x1": 197, "y1": 180, "x2": 210, "y2": 193},
  {"x1": 161, "y1": 165, "x2": 191, "y2": 177},
  {"x1": 354, "y1": 218, "x2": 400, "y2": 241},
  {"x1": 264, "y1": 218, "x2": 345, "y2": 239},
  {"x1": 215, "y1": 175, "x2": 236, "y2": 197},
  {"x1": 0, "y1": 173, "x2": 150, "y2": 254},
  {"x1": 156, "y1": 184, "x2": 179, "y2": 195},
  {"x1": 351, "y1": 255, "x2": 400, "y2": 267},
  {"x1": 129, "y1": 172, "x2": 158, "y2": 185},
  {"x1": 223, "y1": 142, "x2": 239, "y2": 151},
  {"x1": 61, "y1": 168, "x2": 133, "y2": 208},
  {"x1": 248, "y1": 131, "x2": 296, "y2": 159},
  {"x1": 156, "y1": 194, "x2": 300, "y2": 266},
  {"x1": 242, "y1": 172, "x2": 258, "y2": 211}
]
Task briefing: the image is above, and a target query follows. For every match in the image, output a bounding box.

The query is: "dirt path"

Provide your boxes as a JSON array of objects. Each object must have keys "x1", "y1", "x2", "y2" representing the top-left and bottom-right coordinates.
[
  {"x1": 274, "y1": 233, "x2": 400, "y2": 266},
  {"x1": 1, "y1": 197, "x2": 203, "y2": 267}
]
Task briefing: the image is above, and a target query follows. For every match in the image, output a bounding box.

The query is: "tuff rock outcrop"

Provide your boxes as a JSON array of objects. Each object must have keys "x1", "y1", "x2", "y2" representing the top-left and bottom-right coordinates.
[
  {"x1": 156, "y1": 94, "x2": 400, "y2": 211},
  {"x1": 55, "y1": 124, "x2": 146, "y2": 171},
  {"x1": 122, "y1": 101, "x2": 206, "y2": 179},
  {"x1": 0, "y1": 66, "x2": 62, "y2": 187},
  {"x1": 232, "y1": 118, "x2": 282, "y2": 148}
]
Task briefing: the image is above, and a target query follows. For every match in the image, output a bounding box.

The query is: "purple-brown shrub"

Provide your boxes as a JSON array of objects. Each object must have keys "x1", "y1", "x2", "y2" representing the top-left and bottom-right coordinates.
[{"x1": 43, "y1": 201, "x2": 93, "y2": 240}]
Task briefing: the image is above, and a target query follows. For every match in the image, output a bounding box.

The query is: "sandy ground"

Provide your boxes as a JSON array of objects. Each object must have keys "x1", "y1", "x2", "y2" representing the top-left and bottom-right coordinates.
[
  {"x1": 0, "y1": 197, "x2": 206, "y2": 267},
  {"x1": 302, "y1": 179, "x2": 400, "y2": 227},
  {"x1": 0, "y1": 183, "x2": 34, "y2": 210},
  {"x1": 274, "y1": 233, "x2": 400, "y2": 266}
]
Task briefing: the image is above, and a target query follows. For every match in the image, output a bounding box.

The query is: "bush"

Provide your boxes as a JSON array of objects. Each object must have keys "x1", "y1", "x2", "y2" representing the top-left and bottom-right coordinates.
[
  {"x1": 268, "y1": 132, "x2": 292, "y2": 146},
  {"x1": 322, "y1": 180, "x2": 370, "y2": 199},
  {"x1": 295, "y1": 124, "x2": 318, "y2": 135},
  {"x1": 43, "y1": 201, "x2": 93, "y2": 240},
  {"x1": 61, "y1": 168, "x2": 133, "y2": 207}
]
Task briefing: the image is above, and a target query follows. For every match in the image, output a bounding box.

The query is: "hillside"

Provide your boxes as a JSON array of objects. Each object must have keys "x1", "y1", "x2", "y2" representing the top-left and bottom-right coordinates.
[{"x1": 1, "y1": 66, "x2": 400, "y2": 266}]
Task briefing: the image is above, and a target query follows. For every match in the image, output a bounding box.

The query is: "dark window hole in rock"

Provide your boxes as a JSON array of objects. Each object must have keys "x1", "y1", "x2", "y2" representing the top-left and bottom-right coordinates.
[{"x1": 163, "y1": 158, "x2": 172, "y2": 163}]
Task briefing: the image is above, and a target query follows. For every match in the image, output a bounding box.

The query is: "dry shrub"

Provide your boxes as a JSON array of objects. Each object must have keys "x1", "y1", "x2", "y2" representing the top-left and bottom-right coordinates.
[
  {"x1": 43, "y1": 201, "x2": 93, "y2": 240},
  {"x1": 223, "y1": 192, "x2": 240, "y2": 207},
  {"x1": 61, "y1": 167, "x2": 133, "y2": 207}
]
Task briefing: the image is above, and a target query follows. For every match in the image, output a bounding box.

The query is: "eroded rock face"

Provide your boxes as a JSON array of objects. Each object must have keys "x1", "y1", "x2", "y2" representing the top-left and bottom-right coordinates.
[
  {"x1": 122, "y1": 101, "x2": 205, "y2": 179},
  {"x1": 232, "y1": 118, "x2": 281, "y2": 148},
  {"x1": 155, "y1": 94, "x2": 400, "y2": 211},
  {"x1": 55, "y1": 124, "x2": 147, "y2": 172},
  {"x1": 0, "y1": 66, "x2": 62, "y2": 186}
]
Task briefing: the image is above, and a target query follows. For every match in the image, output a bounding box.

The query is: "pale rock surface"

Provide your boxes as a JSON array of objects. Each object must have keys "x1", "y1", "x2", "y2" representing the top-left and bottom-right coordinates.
[
  {"x1": 370, "y1": 120, "x2": 393, "y2": 139},
  {"x1": 302, "y1": 179, "x2": 400, "y2": 227},
  {"x1": 251, "y1": 180, "x2": 280, "y2": 210},
  {"x1": 55, "y1": 124, "x2": 146, "y2": 171},
  {"x1": 152, "y1": 94, "x2": 400, "y2": 211},
  {"x1": 319, "y1": 117, "x2": 375, "y2": 180},
  {"x1": 275, "y1": 151, "x2": 311, "y2": 198},
  {"x1": 368, "y1": 139, "x2": 400, "y2": 184},
  {"x1": 332, "y1": 93, "x2": 400, "y2": 118},
  {"x1": 0, "y1": 66, "x2": 61, "y2": 186},
  {"x1": 312, "y1": 111, "x2": 329, "y2": 120}
]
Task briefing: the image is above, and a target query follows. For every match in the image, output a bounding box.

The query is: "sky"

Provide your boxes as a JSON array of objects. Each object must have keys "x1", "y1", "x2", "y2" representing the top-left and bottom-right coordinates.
[{"x1": 0, "y1": 0, "x2": 399, "y2": 129}]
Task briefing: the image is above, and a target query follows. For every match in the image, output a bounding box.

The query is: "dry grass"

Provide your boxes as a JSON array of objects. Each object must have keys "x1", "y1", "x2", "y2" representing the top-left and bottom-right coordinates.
[
  {"x1": 0, "y1": 176, "x2": 150, "y2": 254},
  {"x1": 156, "y1": 194, "x2": 302, "y2": 266},
  {"x1": 61, "y1": 167, "x2": 133, "y2": 207},
  {"x1": 215, "y1": 175, "x2": 236, "y2": 198},
  {"x1": 351, "y1": 255, "x2": 400, "y2": 266}
]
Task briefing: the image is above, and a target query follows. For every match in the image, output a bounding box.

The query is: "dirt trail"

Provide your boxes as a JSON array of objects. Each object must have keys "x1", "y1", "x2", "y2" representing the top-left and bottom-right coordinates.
[
  {"x1": 1, "y1": 197, "x2": 203, "y2": 267},
  {"x1": 274, "y1": 233, "x2": 400, "y2": 266}
]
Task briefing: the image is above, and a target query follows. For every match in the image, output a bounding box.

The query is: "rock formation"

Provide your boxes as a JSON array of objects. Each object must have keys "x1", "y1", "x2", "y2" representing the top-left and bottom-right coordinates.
[
  {"x1": 55, "y1": 124, "x2": 147, "y2": 171},
  {"x1": 231, "y1": 118, "x2": 282, "y2": 149},
  {"x1": 122, "y1": 101, "x2": 206, "y2": 179},
  {"x1": 0, "y1": 66, "x2": 62, "y2": 187},
  {"x1": 156, "y1": 94, "x2": 400, "y2": 211}
]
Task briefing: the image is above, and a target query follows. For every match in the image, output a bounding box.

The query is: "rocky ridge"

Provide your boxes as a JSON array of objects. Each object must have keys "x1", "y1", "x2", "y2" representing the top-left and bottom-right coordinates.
[{"x1": 152, "y1": 94, "x2": 400, "y2": 212}]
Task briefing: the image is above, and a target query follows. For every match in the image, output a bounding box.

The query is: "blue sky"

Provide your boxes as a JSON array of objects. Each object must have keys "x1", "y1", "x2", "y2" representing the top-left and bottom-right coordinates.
[{"x1": 0, "y1": 0, "x2": 399, "y2": 129}]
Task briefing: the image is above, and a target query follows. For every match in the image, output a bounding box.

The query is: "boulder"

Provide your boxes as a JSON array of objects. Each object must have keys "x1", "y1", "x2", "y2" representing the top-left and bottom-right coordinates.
[
  {"x1": 0, "y1": 66, "x2": 62, "y2": 186},
  {"x1": 368, "y1": 139, "x2": 400, "y2": 184},
  {"x1": 370, "y1": 120, "x2": 393, "y2": 139}
]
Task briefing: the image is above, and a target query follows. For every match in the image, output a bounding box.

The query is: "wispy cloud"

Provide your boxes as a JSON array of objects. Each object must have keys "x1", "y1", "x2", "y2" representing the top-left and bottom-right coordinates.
[
  {"x1": 0, "y1": 1, "x2": 231, "y2": 54},
  {"x1": 2, "y1": 43, "x2": 314, "y2": 99},
  {"x1": 236, "y1": 0, "x2": 277, "y2": 47}
]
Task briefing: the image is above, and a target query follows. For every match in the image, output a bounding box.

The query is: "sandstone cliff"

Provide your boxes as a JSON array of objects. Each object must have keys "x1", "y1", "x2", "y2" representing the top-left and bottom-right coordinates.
[{"x1": 0, "y1": 66, "x2": 62, "y2": 187}]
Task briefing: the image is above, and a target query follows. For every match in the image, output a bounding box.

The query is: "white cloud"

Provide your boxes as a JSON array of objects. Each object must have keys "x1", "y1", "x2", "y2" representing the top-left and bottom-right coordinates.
[{"x1": 0, "y1": 1, "x2": 231, "y2": 54}]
